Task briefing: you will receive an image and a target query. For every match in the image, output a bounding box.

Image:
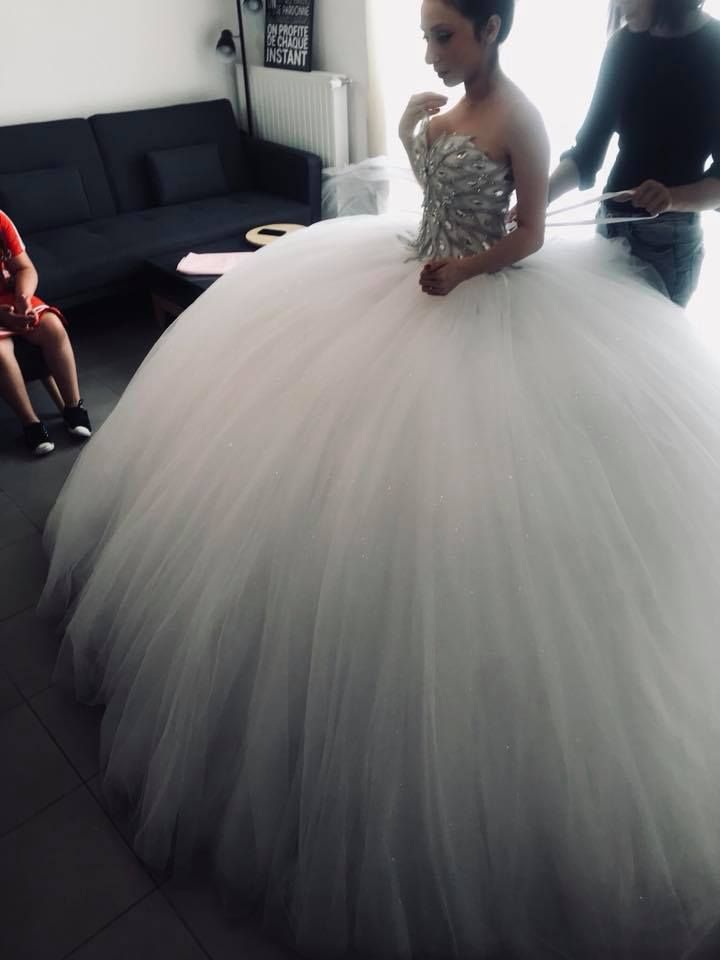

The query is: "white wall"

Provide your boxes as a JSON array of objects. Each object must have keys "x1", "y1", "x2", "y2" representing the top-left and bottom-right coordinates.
[
  {"x1": 1, "y1": 0, "x2": 370, "y2": 163},
  {"x1": 242, "y1": 1, "x2": 369, "y2": 162},
  {"x1": 1, "y1": 0, "x2": 240, "y2": 126}
]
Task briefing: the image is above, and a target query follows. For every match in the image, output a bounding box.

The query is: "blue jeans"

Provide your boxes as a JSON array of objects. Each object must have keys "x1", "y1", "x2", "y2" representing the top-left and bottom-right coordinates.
[{"x1": 598, "y1": 208, "x2": 705, "y2": 307}]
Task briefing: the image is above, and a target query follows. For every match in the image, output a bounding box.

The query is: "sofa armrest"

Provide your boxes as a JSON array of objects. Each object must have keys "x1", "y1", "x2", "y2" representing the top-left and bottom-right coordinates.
[{"x1": 243, "y1": 137, "x2": 322, "y2": 224}]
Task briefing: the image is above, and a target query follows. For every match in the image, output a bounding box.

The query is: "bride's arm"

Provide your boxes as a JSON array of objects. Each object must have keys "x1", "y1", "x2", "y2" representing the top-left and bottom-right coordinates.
[
  {"x1": 398, "y1": 93, "x2": 448, "y2": 184},
  {"x1": 460, "y1": 104, "x2": 550, "y2": 279}
]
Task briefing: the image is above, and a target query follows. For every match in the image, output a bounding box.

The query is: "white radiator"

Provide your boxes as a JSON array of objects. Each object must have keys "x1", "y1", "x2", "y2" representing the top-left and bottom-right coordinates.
[{"x1": 237, "y1": 66, "x2": 350, "y2": 169}]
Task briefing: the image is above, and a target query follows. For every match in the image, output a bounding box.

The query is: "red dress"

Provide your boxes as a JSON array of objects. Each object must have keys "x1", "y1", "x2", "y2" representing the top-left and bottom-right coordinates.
[{"x1": 0, "y1": 209, "x2": 62, "y2": 338}]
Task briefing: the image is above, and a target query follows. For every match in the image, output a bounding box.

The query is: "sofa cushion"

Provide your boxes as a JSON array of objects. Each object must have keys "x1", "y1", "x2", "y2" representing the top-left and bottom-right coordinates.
[
  {"x1": 90, "y1": 99, "x2": 253, "y2": 213},
  {"x1": 147, "y1": 143, "x2": 229, "y2": 205},
  {"x1": 25, "y1": 192, "x2": 313, "y2": 302},
  {"x1": 0, "y1": 118, "x2": 116, "y2": 219},
  {"x1": 0, "y1": 166, "x2": 91, "y2": 233},
  {"x1": 105, "y1": 193, "x2": 313, "y2": 255}
]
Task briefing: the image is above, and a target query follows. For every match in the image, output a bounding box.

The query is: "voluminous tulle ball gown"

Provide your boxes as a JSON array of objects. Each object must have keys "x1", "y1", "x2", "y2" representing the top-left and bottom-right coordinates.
[{"x1": 40, "y1": 130, "x2": 720, "y2": 959}]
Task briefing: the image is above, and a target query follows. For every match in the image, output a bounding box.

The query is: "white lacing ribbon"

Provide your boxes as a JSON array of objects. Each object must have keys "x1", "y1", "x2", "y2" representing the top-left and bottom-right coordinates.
[{"x1": 545, "y1": 190, "x2": 660, "y2": 227}]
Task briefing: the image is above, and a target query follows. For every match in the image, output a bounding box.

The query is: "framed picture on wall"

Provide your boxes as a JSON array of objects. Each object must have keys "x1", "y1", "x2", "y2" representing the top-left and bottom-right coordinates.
[{"x1": 264, "y1": 0, "x2": 315, "y2": 72}]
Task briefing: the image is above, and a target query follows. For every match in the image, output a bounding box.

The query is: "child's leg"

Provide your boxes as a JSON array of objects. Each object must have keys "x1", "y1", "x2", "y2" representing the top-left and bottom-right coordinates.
[
  {"x1": 43, "y1": 377, "x2": 65, "y2": 413},
  {"x1": 0, "y1": 337, "x2": 41, "y2": 424},
  {"x1": 24, "y1": 311, "x2": 81, "y2": 407}
]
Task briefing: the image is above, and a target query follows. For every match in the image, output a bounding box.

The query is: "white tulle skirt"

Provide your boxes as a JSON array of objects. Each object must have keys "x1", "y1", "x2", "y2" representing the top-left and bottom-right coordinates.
[{"x1": 40, "y1": 215, "x2": 720, "y2": 959}]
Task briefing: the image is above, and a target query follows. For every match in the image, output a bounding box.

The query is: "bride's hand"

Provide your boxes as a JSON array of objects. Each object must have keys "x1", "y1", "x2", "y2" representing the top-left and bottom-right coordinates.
[
  {"x1": 399, "y1": 93, "x2": 448, "y2": 143},
  {"x1": 419, "y1": 258, "x2": 469, "y2": 297}
]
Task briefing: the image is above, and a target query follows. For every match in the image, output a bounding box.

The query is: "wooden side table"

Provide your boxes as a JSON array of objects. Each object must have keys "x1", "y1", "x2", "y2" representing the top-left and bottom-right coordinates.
[{"x1": 245, "y1": 223, "x2": 306, "y2": 248}]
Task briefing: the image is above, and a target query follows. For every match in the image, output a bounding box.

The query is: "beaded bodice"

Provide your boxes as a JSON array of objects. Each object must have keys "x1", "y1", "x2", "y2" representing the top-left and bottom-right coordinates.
[{"x1": 406, "y1": 121, "x2": 514, "y2": 260}]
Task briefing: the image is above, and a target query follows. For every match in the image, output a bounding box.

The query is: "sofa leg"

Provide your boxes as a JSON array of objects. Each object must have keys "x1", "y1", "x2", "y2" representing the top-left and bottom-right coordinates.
[{"x1": 43, "y1": 376, "x2": 65, "y2": 413}]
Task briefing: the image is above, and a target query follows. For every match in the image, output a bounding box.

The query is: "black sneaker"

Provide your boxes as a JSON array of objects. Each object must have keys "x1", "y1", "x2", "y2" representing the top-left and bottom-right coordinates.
[
  {"x1": 23, "y1": 421, "x2": 55, "y2": 457},
  {"x1": 63, "y1": 400, "x2": 92, "y2": 439}
]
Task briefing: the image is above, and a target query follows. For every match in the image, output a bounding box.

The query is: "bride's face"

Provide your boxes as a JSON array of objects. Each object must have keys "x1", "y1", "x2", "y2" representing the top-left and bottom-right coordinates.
[{"x1": 421, "y1": 0, "x2": 501, "y2": 87}]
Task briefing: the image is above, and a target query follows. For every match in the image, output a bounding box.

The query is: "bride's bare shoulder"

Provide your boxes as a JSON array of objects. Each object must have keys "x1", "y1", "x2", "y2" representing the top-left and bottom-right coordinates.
[{"x1": 501, "y1": 79, "x2": 544, "y2": 125}]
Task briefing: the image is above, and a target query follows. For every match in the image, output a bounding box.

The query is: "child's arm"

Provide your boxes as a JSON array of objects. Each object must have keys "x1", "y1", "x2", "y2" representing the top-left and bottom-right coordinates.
[{"x1": 7, "y1": 251, "x2": 39, "y2": 316}]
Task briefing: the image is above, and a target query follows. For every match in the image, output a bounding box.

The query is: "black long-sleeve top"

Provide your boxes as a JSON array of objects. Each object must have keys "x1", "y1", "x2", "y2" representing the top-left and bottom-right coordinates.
[{"x1": 562, "y1": 19, "x2": 720, "y2": 208}]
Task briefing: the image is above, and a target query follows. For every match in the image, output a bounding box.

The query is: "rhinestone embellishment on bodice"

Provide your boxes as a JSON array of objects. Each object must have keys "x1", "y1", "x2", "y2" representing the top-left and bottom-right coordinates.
[{"x1": 406, "y1": 122, "x2": 515, "y2": 260}]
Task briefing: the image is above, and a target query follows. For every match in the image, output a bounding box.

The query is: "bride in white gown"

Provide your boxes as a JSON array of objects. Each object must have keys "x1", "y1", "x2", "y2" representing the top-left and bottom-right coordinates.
[{"x1": 40, "y1": 1, "x2": 720, "y2": 957}]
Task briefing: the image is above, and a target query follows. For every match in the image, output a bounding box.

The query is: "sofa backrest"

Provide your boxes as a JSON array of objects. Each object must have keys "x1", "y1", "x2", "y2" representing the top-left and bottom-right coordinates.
[
  {"x1": 0, "y1": 118, "x2": 117, "y2": 231},
  {"x1": 90, "y1": 99, "x2": 253, "y2": 213}
]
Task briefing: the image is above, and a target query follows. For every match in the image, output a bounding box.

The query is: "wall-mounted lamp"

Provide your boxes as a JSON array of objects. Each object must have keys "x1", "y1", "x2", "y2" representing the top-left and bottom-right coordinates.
[
  {"x1": 215, "y1": 29, "x2": 239, "y2": 59},
  {"x1": 216, "y1": 0, "x2": 262, "y2": 136}
]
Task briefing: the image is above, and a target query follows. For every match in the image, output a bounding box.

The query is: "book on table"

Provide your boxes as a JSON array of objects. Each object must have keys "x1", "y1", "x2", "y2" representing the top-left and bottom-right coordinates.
[{"x1": 176, "y1": 252, "x2": 254, "y2": 276}]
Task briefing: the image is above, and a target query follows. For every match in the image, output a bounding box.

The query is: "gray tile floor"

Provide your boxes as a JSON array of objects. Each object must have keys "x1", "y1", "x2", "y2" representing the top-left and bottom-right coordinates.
[{"x1": 0, "y1": 301, "x2": 298, "y2": 960}]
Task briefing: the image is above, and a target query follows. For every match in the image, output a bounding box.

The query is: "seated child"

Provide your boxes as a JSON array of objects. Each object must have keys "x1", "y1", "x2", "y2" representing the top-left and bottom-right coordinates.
[{"x1": 0, "y1": 209, "x2": 91, "y2": 455}]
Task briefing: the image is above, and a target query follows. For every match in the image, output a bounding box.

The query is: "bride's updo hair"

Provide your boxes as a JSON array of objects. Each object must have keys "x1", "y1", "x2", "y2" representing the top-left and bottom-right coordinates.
[{"x1": 442, "y1": 0, "x2": 515, "y2": 43}]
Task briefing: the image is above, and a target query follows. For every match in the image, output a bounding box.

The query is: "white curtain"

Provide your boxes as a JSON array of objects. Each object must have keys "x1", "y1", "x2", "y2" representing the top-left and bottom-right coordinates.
[{"x1": 366, "y1": 0, "x2": 719, "y2": 339}]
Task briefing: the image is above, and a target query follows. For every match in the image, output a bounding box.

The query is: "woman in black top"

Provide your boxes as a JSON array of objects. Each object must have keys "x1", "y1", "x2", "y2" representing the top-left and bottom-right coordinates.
[{"x1": 549, "y1": 0, "x2": 720, "y2": 305}]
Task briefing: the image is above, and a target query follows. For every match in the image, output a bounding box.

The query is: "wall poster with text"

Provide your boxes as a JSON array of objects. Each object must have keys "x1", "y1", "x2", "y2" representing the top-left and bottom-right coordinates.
[{"x1": 264, "y1": 0, "x2": 315, "y2": 72}]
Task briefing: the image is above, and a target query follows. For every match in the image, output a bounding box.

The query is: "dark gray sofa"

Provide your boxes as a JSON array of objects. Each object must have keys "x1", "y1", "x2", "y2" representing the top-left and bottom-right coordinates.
[{"x1": 0, "y1": 98, "x2": 322, "y2": 309}]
